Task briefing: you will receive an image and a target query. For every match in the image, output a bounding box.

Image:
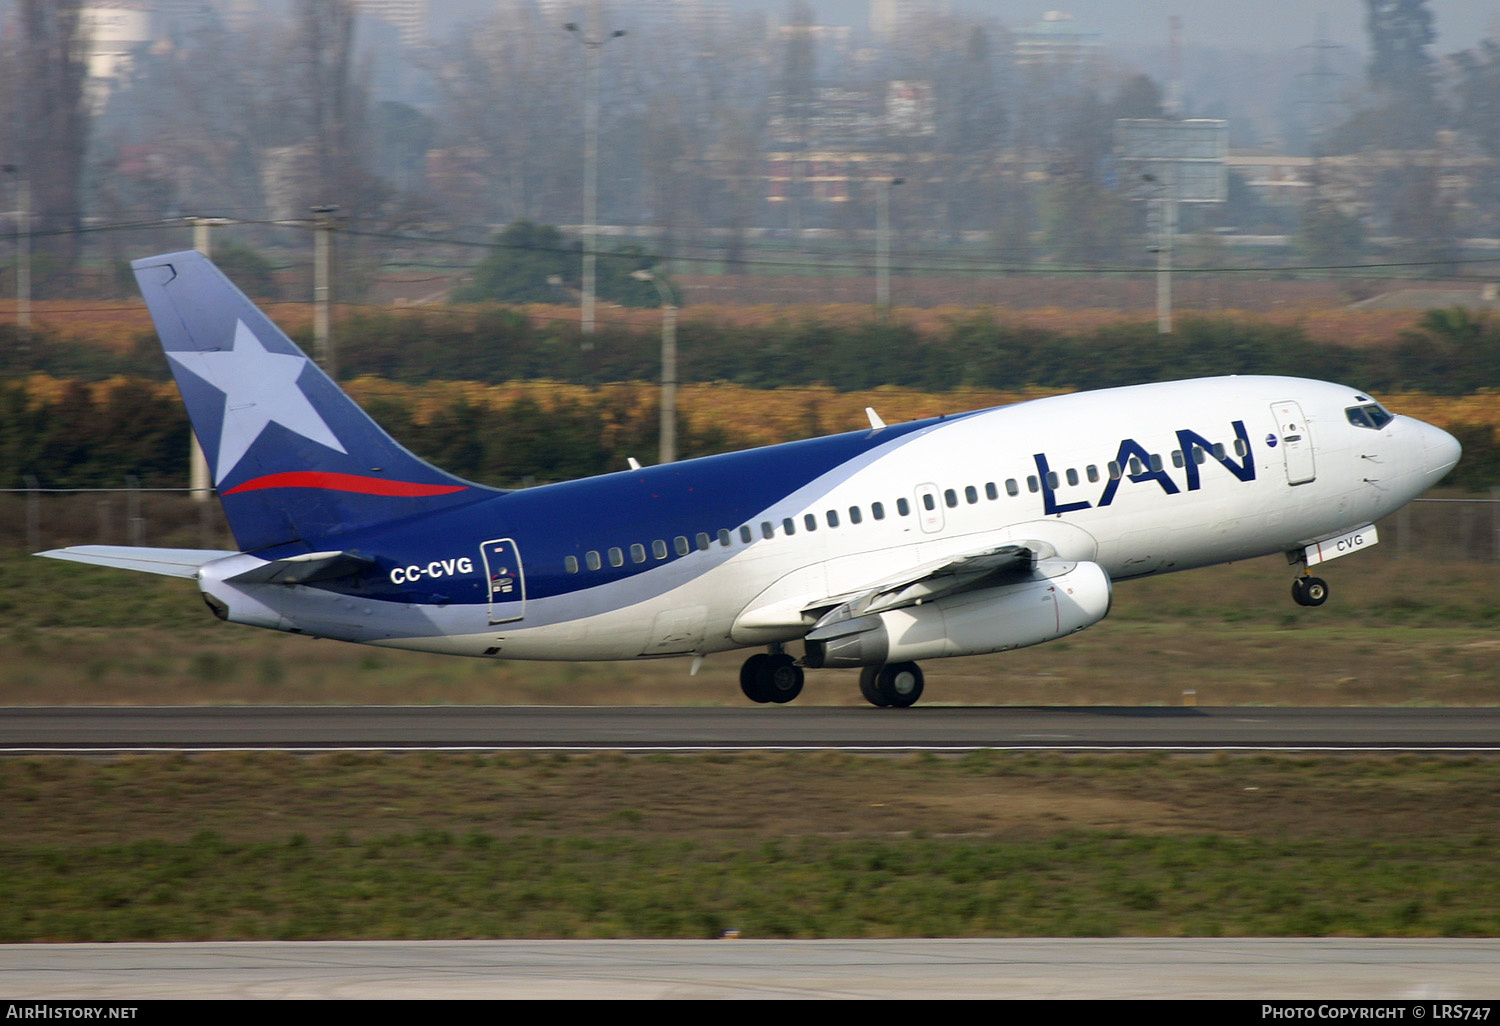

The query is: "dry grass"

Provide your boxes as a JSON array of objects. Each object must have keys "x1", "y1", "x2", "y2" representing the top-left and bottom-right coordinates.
[{"x1": 5, "y1": 547, "x2": 1498, "y2": 708}]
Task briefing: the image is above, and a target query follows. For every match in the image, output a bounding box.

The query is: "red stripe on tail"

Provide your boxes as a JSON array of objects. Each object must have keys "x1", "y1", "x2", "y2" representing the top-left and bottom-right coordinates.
[{"x1": 222, "y1": 472, "x2": 468, "y2": 498}]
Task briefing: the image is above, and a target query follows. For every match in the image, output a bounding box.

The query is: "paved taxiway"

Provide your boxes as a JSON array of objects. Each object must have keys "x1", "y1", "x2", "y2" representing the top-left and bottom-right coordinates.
[
  {"x1": 3, "y1": 705, "x2": 1500, "y2": 752},
  {"x1": 3, "y1": 939, "x2": 1499, "y2": 999}
]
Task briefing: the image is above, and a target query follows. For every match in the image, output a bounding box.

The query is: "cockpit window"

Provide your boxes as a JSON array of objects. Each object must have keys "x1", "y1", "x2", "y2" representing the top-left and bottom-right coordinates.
[{"x1": 1346, "y1": 403, "x2": 1394, "y2": 430}]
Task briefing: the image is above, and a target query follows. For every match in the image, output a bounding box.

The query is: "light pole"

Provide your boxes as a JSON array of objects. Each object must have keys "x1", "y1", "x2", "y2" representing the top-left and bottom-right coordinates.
[
  {"x1": 188, "y1": 216, "x2": 231, "y2": 502},
  {"x1": 566, "y1": 19, "x2": 626, "y2": 337},
  {"x1": 3, "y1": 164, "x2": 30, "y2": 329},
  {"x1": 875, "y1": 175, "x2": 904, "y2": 315},
  {"x1": 632, "y1": 269, "x2": 678, "y2": 465},
  {"x1": 311, "y1": 204, "x2": 339, "y2": 377},
  {"x1": 1143, "y1": 172, "x2": 1175, "y2": 335}
]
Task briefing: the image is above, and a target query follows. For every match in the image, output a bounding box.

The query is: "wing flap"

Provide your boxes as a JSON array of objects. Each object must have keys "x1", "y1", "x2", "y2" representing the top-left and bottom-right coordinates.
[{"x1": 805, "y1": 543, "x2": 1039, "y2": 628}]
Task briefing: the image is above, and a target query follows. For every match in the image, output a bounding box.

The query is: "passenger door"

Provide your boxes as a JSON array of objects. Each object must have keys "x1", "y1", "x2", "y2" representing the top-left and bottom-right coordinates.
[
  {"x1": 480, "y1": 537, "x2": 526, "y2": 624},
  {"x1": 1270, "y1": 401, "x2": 1316, "y2": 486}
]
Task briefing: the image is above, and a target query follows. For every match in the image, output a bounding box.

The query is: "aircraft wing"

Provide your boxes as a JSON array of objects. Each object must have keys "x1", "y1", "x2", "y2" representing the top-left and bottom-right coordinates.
[
  {"x1": 36, "y1": 546, "x2": 240, "y2": 579},
  {"x1": 804, "y1": 543, "x2": 1039, "y2": 629}
]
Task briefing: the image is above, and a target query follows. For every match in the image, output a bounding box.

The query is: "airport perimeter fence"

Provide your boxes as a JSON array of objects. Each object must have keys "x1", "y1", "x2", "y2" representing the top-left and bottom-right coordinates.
[{"x1": 2, "y1": 486, "x2": 1499, "y2": 564}]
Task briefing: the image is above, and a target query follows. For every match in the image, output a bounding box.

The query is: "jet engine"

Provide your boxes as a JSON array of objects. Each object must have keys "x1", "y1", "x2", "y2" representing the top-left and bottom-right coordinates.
[{"x1": 802, "y1": 560, "x2": 1112, "y2": 668}]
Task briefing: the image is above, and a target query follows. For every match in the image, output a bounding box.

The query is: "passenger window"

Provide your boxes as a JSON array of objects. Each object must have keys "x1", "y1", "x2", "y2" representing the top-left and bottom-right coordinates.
[
  {"x1": 1129, "y1": 457, "x2": 1142, "y2": 476},
  {"x1": 1108, "y1": 461, "x2": 1122, "y2": 480},
  {"x1": 985, "y1": 482, "x2": 998, "y2": 500},
  {"x1": 586, "y1": 550, "x2": 602, "y2": 571},
  {"x1": 965, "y1": 485, "x2": 978, "y2": 504},
  {"x1": 783, "y1": 518, "x2": 796, "y2": 536},
  {"x1": 848, "y1": 506, "x2": 863, "y2": 525},
  {"x1": 1212, "y1": 443, "x2": 1226, "y2": 460},
  {"x1": 943, "y1": 489, "x2": 958, "y2": 508},
  {"x1": 803, "y1": 514, "x2": 817, "y2": 532},
  {"x1": 896, "y1": 498, "x2": 910, "y2": 516},
  {"x1": 922, "y1": 493, "x2": 936, "y2": 511},
  {"x1": 873, "y1": 502, "x2": 886, "y2": 520},
  {"x1": 674, "y1": 536, "x2": 690, "y2": 555},
  {"x1": 653, "y1": 539, "x2": 668, "y2": 559},
  {"x1": 1193, "y1": 447, "x2": 1206, "y2": 465},
  {"x1": 1234, "y1": 439, "x2": 1247, "y2": 457},
  {"x1": 1005, "y1": 478, "x2": 1019, "y2": 496},
  {"x1": 565, "y1": 555, "x2": 579, "y2": 574},
  {"x1": 761, "y1": 521, "x2": 774, "y2": 540},
  {"x1": 718, "y1": 529, "x2": 732, "y2": 547},
  {"x1": 826, "y1": 509, "x2": 840, "y2": 528},
  {"x1": 1150, "y1": 454, "x2": 1163, "y2": 473},
  {"x1": 1065, "y1": 468, "x2": 1079, "y2": 486},
  {"x1": 696, "y1": 532, "x2": 711, "y2": 551},
  {"x1": 740, "y1": 525, "x2": 753, "y2": 543},
  {"x1": 608, "y1": 547, "x2": 624, "y2": 567},
  {"x1": 1171, "y1": 450, "x2": 1184, "y2": 468},
  {"x1": 630, "y1": 544, "x2": 646, "y2": 563},
  {"x1": 1087, "y1": 465, "x2": 1099, "y2": 483},
  {"x1": 1027, "y1": 476, "x2": 1039, "y2": 493}
]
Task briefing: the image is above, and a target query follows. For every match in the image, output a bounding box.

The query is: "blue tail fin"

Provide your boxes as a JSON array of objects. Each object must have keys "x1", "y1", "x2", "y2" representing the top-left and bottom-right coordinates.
[{"x1": 133, "y1": 251, "x2": 495, "y2": 552}]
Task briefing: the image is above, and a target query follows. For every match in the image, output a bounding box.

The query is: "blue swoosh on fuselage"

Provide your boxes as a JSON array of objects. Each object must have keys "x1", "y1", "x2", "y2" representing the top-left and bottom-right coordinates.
[{"x1": 285, "y1": 411, "x2": 972, "y2": 615}]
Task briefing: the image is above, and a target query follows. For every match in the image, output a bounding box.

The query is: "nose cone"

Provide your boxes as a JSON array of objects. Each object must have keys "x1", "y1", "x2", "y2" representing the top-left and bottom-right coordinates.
[{"x1": 1420, "y1": 421, "x2": 1462, "y2": 482}]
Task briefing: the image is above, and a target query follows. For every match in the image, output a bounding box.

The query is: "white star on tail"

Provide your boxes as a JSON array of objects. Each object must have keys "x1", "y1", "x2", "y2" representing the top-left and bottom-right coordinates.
[{"x1": 168, "y1": 320, "x2": 347, "y2": 483}]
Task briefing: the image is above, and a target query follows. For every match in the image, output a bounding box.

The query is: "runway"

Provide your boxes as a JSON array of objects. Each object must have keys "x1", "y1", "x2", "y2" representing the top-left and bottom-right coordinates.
[
  {"x1": 3, "y1": 938, "x2": 1499, "y2": 999},
  {"x1": 3, "y1": 705, "x2": 1500, "y2": 752}
]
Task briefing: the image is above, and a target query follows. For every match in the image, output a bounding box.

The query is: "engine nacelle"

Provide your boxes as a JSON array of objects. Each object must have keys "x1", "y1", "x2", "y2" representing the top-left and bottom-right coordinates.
[{"x1": 803, "y1": 560, "x2": 1112, "y2": 668}]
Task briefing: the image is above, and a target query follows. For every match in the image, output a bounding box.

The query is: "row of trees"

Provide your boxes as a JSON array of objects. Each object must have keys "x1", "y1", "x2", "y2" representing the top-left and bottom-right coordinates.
[
  {"x1": 4, "y1": 368, "x2": 1497, "y2": 495},
  {"x1": 11, "y1": 297, "x2": 1500, "y2": 398},
  {"x1": 7, "y1": 300, "x2": 1500, "y2": 491}
]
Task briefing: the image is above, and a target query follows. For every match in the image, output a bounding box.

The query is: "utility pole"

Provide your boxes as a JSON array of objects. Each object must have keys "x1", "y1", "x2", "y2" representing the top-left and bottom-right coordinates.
[
  {"x1": 875, "y1": 176, "x2": 904, "y2": 316},
  {"x1": 3, "y1": 165, "x2": 30, "y2": 328},
  {"x1": 1144, "y1": 172, "x2": 1175, "y2": 335},
  {"x1": 566, "y1": 14, "x2": 625, "y2": 337},
  {"x1": 311, "y1": 205, "x2": 338, "y2": 378},
  {"x1": 631, "y1": 269, "x2": 678, "y2": 464},
  {"x1": 188, "y1": 217, "x2": 231, "y2": 502}
]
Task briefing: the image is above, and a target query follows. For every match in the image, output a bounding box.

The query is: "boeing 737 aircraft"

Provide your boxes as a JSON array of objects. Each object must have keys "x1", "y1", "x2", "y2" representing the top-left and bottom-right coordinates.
[{"x1": 40, "y1": 252, "x2": 1461, "y2": 707}]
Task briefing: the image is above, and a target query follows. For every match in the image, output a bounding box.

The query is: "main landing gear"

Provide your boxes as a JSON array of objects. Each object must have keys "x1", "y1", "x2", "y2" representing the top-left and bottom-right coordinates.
[
  {"x1": 1291, "y1": 575, "x2": 1329, "y2": 607},
  {"x1": 858, "y1": 662, "x2": 925, "y2": 708},
  {"x1": 739, "y1": 649, "x2": 804, "y2": 704},
  {"x1": 737, "y1": 649, "x2": 926, "y2": 708}
]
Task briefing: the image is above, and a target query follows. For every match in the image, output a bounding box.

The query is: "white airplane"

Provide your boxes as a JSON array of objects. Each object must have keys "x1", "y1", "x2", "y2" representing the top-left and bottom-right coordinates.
[{"x1": 40, "y1": 252, "x2": 1461, "y2": 707}]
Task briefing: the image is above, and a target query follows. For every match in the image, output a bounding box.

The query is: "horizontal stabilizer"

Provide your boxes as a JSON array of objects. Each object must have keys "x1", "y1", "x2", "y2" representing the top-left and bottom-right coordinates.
[
  {"x1": 36, "y1": 545, "x2": 239, "y2": 579},
  {"x1": 226, "y1": 550, "x2": 375, "y2": 585}
]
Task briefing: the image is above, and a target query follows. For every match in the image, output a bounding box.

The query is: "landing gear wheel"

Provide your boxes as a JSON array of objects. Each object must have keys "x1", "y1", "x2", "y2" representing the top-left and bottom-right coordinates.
[
  {"x1": 740, "y1": 653, "x2": 772, "y2": 703},
  {"x1": 859, "y1": 665, "x2": 888, "y2": 707},
  {"x1": 876, "y1": 661, "x2": 925, "y2": 708},
  {"x1": 758, "y1": 653, "x2": 804, "y2": 704},
  {"x1": 740, "y1": 652, "x2": 803, "y2": 704},
  {"x1": 1291, "y1": 576, "x2": 1329, "y2": 607}
]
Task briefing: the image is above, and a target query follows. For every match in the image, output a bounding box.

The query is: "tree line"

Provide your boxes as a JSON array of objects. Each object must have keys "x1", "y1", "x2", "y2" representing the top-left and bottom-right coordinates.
[
  {"x1": 10, "y1": 304, "x2": 1500, "y2": 397},
  {"x1": 4, "y1": 303, "x2": 1500, "y2": 492}
]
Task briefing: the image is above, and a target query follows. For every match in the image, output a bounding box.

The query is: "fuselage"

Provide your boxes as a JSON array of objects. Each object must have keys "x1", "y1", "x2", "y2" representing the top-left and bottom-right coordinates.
[{"x1": 196, "y1": 375, "x2": 1461, "y2": 662}]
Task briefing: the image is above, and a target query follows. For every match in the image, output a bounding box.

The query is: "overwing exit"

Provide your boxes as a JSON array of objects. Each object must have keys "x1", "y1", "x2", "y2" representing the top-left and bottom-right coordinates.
[{"x1": 39, "y1": 252, "x2": 1461, "y2": 707}]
